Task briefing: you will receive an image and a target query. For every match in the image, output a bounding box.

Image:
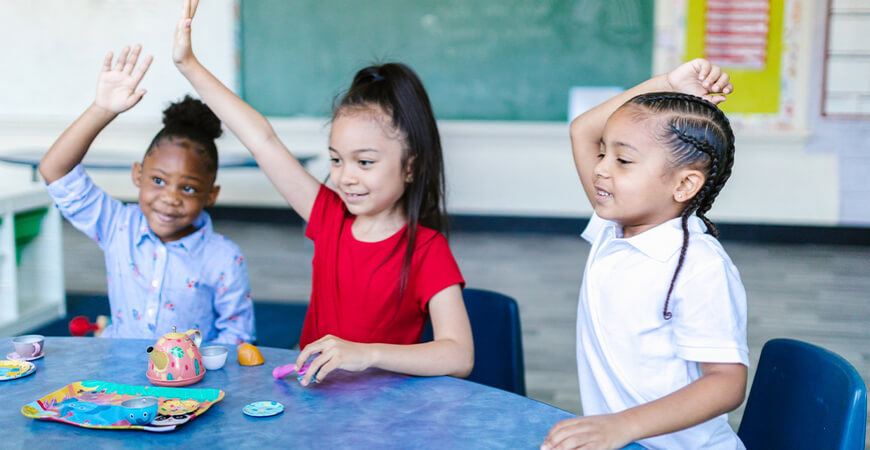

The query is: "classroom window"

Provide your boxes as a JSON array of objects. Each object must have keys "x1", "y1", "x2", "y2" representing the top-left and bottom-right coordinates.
[{"x1": 822, "y1": 0, "x2": 870, "y2": 118}]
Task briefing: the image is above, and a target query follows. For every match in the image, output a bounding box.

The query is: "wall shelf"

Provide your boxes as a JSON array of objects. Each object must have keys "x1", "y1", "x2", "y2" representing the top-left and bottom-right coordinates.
[{"x1": 0, "y1": 187, "x2": 65, "y2": 336}]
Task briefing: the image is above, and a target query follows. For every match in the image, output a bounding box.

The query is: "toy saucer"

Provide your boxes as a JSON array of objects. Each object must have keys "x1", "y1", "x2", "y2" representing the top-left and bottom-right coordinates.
[
  {"x1": 159, "y1": 399, "x2": 200, "y2": 416},
  {"x1": 0, "y1": 360, "x2": 35, "y2": 381},
  {"x1": 6, "y1": 351, "x2": 44, "y2": 362},
  {"x1": 242, "y1": 401, "x2": 283, "y2": 417}
]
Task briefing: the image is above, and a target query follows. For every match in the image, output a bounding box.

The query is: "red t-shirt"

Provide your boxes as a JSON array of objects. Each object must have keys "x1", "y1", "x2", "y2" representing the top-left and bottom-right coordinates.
[{"x1": 299, "y1": 185, "x2": 464, "y2": 348}]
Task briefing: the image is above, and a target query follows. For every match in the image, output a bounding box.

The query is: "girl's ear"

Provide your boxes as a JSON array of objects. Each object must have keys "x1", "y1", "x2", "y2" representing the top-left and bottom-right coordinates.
[
  {"x1": 404, "y1": 155, "x2": 416, "y2": 183},
  {"x1": 674, "y1": 169, "x2": 705, "y2": 203},
  {"x1": 131, "y1": 162, "x2": 143, "y2": 187},
  {"x1": 206, "y1": 184, "x2": 221, "y2": 207}
]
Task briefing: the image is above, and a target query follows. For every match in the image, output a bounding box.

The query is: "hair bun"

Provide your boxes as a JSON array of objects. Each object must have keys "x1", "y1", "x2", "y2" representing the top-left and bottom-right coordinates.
[{"x1": 162, "y1": 95, "x2": 222, "y2": 140}]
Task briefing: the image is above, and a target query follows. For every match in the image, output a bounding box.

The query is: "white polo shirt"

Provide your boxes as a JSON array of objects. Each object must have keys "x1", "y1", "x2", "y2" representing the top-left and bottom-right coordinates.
[{"x1": 577, "y1": 214, "x2": 748, "y2": 450}]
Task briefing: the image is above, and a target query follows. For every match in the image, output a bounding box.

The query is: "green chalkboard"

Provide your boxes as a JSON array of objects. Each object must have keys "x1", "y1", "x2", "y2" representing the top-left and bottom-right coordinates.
[{"x1": 240, "y1": 0, "x2": 653, "y2": 121}]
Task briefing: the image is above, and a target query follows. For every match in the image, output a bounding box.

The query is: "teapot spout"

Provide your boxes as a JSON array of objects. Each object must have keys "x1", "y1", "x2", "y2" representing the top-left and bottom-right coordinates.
[{"x1": 146, "y1": 346, "x2": 169, "y2": 371}]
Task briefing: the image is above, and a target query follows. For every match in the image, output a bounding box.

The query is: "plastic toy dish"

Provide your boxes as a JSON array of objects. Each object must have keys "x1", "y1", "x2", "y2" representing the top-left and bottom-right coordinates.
[
  {"x1": 0, "y1": 360, "x2": 35, "y2": 381},
  {"x1": 120, "y1": 397, "x2": 159, "y2": 425},
  {"x1": 242, "y1": 401, "x2": 284, "y2": 417},
  {"x1": 6, "y1": 351, "x2": 44, "y2": 361},
  {"x1": 199, "y1": 346, "x2": 228, "y2": 370},
  {"x1": 159, "y1": 399, "x2": 200, "y2": 416}
]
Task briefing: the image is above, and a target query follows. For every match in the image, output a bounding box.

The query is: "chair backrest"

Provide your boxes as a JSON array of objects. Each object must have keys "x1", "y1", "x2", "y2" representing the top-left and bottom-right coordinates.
[
  {"x1": 421, "y1": 288, "x2": 526, "y2": 396},
  {"x1": 738, "y1": 338, "x2": 867, "y2": 450}
]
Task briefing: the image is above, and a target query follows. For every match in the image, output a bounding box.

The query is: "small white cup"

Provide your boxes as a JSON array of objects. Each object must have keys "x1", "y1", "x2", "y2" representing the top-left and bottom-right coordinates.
[
  {"x1": 12, "y1": 334, "x2": 44, "y2": 358},
  {"x1": 200, "y1": 345, "x2": 228, "y2": 370}
]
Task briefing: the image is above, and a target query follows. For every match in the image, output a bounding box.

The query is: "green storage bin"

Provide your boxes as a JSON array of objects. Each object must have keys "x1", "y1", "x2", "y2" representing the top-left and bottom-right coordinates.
[{"x1": 0, "y1": 207, "x2": 48, "y2": 266}]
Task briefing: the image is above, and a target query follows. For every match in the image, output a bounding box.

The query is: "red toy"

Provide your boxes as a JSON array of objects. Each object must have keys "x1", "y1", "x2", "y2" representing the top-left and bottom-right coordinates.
[{"x1": 68, "y1": 315, "x2": 108, "y2": 337}]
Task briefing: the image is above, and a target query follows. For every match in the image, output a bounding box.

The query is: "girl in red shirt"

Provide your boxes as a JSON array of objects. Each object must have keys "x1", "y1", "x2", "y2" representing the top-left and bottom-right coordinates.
[{"x1": 173, "y1": 0, "x2": 473, "y2": 384}]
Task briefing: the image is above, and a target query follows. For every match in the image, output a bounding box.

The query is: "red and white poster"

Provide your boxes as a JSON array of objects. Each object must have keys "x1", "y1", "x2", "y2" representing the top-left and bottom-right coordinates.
[{"x1": 704, "y1": 0, "x2": 771, "y2": 69}]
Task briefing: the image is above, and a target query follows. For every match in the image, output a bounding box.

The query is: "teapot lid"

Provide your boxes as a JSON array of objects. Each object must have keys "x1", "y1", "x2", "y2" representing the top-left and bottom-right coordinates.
[{"x1": 162, "y1": 326, "x2": 186, "y2": 340}]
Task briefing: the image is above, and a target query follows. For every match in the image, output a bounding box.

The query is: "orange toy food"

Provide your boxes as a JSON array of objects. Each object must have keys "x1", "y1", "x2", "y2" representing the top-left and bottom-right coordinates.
[{"x1": 237, "y1": 343, "x2": 265, "y2": 366}]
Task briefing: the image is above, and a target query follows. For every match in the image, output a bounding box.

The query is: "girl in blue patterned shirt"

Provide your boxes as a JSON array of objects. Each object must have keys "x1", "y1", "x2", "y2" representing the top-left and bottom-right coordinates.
[{"x1": 39, "y1": 45, "x2": 255, "y2": 344}]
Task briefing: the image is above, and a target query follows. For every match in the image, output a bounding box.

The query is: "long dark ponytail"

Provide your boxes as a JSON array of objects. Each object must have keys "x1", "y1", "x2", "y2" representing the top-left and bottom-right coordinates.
[
  {"x1": 334, "y1": 63, "x2": 447, "y2": 303},
  {"x1": 628, "y1": 92, "x2": 735, "y2": 320}
]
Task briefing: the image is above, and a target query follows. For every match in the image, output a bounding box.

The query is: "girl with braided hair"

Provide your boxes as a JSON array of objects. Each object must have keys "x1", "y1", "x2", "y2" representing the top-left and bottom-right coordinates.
[{"x1": 542, "y1": 59, "x2": 748, "y2": 450}]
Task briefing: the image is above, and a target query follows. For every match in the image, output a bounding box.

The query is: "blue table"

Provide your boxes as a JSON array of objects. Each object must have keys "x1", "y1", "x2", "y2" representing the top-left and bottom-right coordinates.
[{"x1": 1, "y1": 337, "x2": 575, "y2": 448}]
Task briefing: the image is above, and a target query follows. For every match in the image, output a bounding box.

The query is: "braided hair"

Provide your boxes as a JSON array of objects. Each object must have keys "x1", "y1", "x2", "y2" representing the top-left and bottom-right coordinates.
[
  {"x1": 627, "y1": 92, "x2": 736, "y2": 320},
  {"x1": 146, "y1": 95, "x2": 222, "y2": 180}
]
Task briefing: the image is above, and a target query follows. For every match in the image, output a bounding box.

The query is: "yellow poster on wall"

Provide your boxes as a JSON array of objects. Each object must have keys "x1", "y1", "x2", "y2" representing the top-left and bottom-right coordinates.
[{"x1": 686, "y1": 0, "x2": 784, "y2": 113}]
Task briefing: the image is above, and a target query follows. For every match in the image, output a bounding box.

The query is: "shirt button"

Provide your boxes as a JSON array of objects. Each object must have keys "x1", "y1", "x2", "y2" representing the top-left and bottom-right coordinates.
[{"x1": 151, "y1": 280, "x2": 159, "y2": 287}]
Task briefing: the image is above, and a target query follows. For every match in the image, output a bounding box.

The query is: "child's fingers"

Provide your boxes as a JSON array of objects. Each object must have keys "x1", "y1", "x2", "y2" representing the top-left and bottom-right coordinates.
[
  {"x1": 190, "y1": 0, "x2": 199, "y2": 18},
  {"x1": 129, "y1": 89, "x2": 147, "y2": 107},
  {"x1": 132, "y1": 55, "x2": 154, "y2": 84},
  {"x1": 301, "y1": 352, "x2": 330, "y2": 386},
  {"x1": 113, "y1": 46, "x2": 130, "y2": 72},
  {"x1": 705, "y1": 94, "x2": 728, "y2": 105},
  {"x1": 295, "y1": 346, "x2": 314, "y2": 368},
  {"x1": 180, "y1": 0, "x2": 190, "y2": 19},
  {"x1": 123, "y1": 44, "x2": 141, "y2": 75},
  {"x1": 296, "y1": 339, "x2": 325, "y2": 367},
  {"x1": 101, "y1": 52, "x2": 113, "y2": 72},
  {"x1": 692, "y1": 58, "x2": 711, "y2": 81},
  {"x1": 702, "y1": 65, "x2": 722, "y2": 90},
  {"x1": 711, "y1": 72, "x2": 731, "y2": 94}
]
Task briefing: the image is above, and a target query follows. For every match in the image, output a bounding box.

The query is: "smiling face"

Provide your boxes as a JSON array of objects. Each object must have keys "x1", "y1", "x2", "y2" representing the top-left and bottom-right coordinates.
[
  {"x1": 593, "y1": 105, "x2": 702, "y2": 238},
  {"x1": 132, "y1": 138, "x2": 220, "y2": 242},
  {"x1": 328, "y1": 107, "x2": 410, "y2": 227}
]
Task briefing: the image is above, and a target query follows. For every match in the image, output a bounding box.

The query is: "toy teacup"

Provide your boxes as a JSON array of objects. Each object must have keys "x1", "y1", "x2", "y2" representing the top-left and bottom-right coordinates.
[{"x1": 199, "y1": 346, "x2": 228, "y2": 370}]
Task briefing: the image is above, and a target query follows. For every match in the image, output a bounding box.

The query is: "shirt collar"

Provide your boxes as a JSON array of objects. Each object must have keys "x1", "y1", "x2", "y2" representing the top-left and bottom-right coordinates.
[
  {"x1": 604, "y1": 215, "x2": 708, "y2": 262},
  {"x1": 135, "y1": 211, "x2": 213, "y2": 252}
]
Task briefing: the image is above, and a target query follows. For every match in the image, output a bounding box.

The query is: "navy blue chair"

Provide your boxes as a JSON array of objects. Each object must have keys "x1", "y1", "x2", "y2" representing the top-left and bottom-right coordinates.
[
  {"x1": 421, "y1": 287, "x2": 526, "y2": 396},
  {"x1": 738, "y1": 338, "x2": 867, "y2": 450}
]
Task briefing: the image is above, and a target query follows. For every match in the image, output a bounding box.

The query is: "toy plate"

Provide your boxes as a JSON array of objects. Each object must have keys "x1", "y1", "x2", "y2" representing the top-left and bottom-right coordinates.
[
  {"x1": 159, "y1": 399, "x2": 200, "y2": 415},
  {"x1": 243, "y1": 401, "x2": 284, "y2": 417},
  {"x1": 0, "y1": 360, "x2": 35, "y2": 381},
  {"x1": 21, "y1": 380, "x2": 224, "y2": 431}
]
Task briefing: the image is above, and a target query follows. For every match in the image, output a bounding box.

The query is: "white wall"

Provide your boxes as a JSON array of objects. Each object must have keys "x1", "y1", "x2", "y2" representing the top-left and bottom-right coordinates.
[{"x1": 0, "y1": 0, "x2": 856, "y2": 226}]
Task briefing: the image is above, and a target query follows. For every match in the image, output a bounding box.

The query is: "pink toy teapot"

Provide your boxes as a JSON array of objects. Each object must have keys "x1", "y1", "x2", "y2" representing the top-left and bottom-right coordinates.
[{"x1": 146, "y1": 327, "x2": 205, "y2": 387}]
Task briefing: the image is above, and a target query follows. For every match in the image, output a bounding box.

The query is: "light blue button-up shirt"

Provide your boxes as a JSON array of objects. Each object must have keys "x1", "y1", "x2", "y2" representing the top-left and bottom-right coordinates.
[{"x1": 46, "y1": 165, "x2": 256, "y2": 344}]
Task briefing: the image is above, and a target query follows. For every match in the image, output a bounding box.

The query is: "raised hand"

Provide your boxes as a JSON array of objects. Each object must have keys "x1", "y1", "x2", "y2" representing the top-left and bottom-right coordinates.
[
  {"x1": 94, "y1": 45, "x2": 152, "y2": 114},
  {"x1": 173, "y1": 0, "x2": 200, "y2": 66},
  {"x1": 665, "y1": 58, "x2": 733, "y2": 105}
]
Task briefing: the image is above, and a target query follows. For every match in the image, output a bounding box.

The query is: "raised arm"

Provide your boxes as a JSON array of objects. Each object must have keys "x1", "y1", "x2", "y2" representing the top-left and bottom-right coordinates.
[
  {"x1": 172, "y1": 0, "x2": 320, "y2": 221},
  {"x1": 570, "y1": 59, "x2": 733, "y2": 205},
  {"x1": 39, "y1": 45, "x2": 152, "y2": 183}
]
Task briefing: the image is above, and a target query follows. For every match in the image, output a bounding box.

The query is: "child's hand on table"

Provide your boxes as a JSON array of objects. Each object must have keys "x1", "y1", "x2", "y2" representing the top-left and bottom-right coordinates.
[
  {"x1": 541, "y1": 413, "x2": 634, "y2": 450},
  {"x1": 294, "y1": 335, "x2": 375, "y2": 386},
  {"x1": 94, "y1": 44, "x2": 152, "y2": 115},
  {"x1": 665, "y1": 58, "x2": 733, "y2": 105}
]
